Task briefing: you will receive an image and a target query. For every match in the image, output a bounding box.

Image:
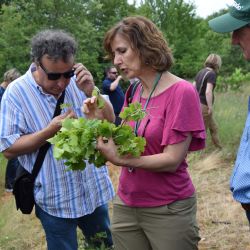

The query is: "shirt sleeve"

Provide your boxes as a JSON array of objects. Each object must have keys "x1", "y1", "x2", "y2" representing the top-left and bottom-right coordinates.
[
  {"x1": 207, "y1": 71, "x2": 217, "y2": 85},
  {"x1": 161, "y1": 82, "x2": 206, "y2": 151},
  {"x1": 102, "y1": 79, "x2": 112, "y2": 93},
  {"x1": 0, "y1": 89, "x2": 27, "y2": 151}
]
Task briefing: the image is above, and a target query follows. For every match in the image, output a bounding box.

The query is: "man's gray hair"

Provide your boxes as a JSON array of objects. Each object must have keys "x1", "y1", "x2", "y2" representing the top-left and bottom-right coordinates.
[{"x1": 31, "y1": 29, "x2": 77, "y2": 63}]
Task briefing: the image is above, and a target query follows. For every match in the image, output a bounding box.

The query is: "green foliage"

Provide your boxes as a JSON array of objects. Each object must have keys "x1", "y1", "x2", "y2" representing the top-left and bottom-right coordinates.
[
  {"x1": 92, "y1": 86, "x2": 105, "y2": 109},
  {"x1": 48, "y1": 102, "x2": 146, "y2": 170},
  {"x1": 0, "y1": 0, "x2": 249, "y2": 85},
  {"x1": 119, "y1": 102, "x2": 146, "y2": 121},
  {"x1": 217, "y1": 68, "x2": 250, "y2": 92}
]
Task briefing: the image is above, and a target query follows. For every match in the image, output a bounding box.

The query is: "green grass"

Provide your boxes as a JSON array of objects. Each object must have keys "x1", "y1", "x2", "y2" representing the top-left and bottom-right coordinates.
[
  {"x1": 204, "y1": 85, "x2": 249, "y2": 161},
  {"x1": 0, "y1": 82, "x2": 250, "y2": 249}
]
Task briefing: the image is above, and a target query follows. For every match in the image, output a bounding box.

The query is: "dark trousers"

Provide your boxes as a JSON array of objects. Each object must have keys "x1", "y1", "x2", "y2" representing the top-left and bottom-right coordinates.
[{"x1": 5, "y1": 158, "x2": 20, "y2": 189}]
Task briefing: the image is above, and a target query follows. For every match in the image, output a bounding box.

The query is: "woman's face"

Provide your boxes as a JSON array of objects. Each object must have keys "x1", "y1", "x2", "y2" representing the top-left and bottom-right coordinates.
[{"x1": 111, "y1": 34, "x2": 143, "y2": 79}]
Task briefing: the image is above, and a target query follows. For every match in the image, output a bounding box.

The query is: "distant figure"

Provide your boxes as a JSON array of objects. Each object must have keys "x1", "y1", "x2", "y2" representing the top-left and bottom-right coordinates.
[
  {"x1": 102, "y1": 66, "x2": 125, "y2": 125},
  {"x1": 194, "y1": 54, "x2": 222, "y2": 149},
  {"x1": 0, "y1": 68, "x2": 21, "y2": 192},
  {"x1": 209, "y1": 0, "x2": 250, "y2": 224},
  {"x1": 0, "y1": 68, "x2": 21, "y2": 103}
]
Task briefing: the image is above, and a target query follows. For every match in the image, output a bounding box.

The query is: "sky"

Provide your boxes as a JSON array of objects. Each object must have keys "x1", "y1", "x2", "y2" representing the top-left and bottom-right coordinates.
[
  {"x1": 190, "y1": 0, "x2": 233, "y2": 18},
  {"x1": 128, "y1": 0, "x2": 234, "y2": 18}
]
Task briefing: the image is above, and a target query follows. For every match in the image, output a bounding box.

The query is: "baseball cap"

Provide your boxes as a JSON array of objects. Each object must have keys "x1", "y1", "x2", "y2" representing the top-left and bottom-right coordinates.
[{"x1": 209, "y1": 0, "x2": 250, "y2": 33}]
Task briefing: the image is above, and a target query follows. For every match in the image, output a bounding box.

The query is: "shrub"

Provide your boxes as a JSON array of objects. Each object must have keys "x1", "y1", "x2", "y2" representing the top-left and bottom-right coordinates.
[{"x1": 217, "y1": 68, "x2": 249, "y2": 92}]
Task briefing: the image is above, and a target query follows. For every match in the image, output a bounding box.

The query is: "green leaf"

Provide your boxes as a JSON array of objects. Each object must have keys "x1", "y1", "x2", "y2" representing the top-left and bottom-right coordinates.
[{"x1": 49, "y1": 101, "x2": 146, "y2": 171}]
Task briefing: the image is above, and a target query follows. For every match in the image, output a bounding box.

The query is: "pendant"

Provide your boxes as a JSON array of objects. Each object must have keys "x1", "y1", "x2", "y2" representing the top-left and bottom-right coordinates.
[{"x1": 128, "y1": 167, "x2": 134, "y2": 173}]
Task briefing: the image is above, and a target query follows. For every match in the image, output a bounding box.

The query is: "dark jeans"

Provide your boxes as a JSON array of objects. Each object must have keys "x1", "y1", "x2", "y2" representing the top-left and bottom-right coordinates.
[
  {"x1": 5, "y1": 158, "x2": 20, "y2": 189},
  {"x1": 35, "y1": 203, "x2": 113, "y2": 250}
]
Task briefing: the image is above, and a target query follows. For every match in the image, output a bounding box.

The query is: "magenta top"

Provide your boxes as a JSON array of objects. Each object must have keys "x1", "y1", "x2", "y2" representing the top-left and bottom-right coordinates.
[{"x1": 118, "y1": 80, "x2": 206, "y2": 207}]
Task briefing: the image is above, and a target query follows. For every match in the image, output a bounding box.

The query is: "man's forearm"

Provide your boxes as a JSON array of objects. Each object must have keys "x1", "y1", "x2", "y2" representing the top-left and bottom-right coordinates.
[{"x1": 2, "y1": 128, "x2": 54, "y2": 159}]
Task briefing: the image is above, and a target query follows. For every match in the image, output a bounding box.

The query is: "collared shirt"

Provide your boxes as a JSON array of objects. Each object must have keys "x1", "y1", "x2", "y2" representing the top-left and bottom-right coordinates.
[
  {"x1": 0, "y1": 64, "x2": 114, "y2": 218},
  {"x1": 231, "y1": 97, "x2": 250, "y2": 204}
]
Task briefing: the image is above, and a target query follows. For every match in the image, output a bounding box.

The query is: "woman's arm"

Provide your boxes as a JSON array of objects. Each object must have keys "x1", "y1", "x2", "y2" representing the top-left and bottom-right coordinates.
[
  {"x1": 97, "y1": 133, "x2": 192, "y2": 172},
  {"x1": 205, "y1": 83, "x2": 214, "y2": 114}
]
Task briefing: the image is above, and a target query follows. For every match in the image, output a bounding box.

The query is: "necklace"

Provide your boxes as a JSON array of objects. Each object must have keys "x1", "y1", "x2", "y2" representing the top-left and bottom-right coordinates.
[
  {"x1": 134, "y1": 72, "x2": 162, "y2": 136},
  {"x1": 128, "y1": 72, "x2": 162, "y2": 173}
]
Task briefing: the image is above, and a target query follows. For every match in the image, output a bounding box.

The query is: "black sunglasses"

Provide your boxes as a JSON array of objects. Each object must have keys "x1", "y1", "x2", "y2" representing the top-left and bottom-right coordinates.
[
  {"x1": 39, "y1": 61, "x2": 75, "y2": 81},
  {"x1": 110, "y1": 71, "x2": 118, "y2": 75}
]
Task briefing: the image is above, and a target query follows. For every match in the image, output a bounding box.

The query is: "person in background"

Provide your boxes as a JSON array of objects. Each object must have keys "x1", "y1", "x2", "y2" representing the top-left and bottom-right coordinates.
[
  {"x1": 102, "y1": 66, "x2": 124, "y2": 125},
  {"x1": 208, "y1": 0, "x2": 250, "y2": 224},
  {"x1": 0, "y1": 68, "x2": 21, "y2": 192},
  {"x1": 93, "y1": 16, "x2": 205, "y2": 250},
  {"x1": 194, "y1": 54, "x2": 222, "y2": 149},
  {"x1": 0, "y1": 29, "x2": 115, "y2": 250}
]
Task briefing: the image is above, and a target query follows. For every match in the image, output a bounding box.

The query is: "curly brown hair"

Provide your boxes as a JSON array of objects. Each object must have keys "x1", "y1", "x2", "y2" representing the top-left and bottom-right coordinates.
[{"x1": 103, "y1": 16, "x2": 173, "y2": 72}]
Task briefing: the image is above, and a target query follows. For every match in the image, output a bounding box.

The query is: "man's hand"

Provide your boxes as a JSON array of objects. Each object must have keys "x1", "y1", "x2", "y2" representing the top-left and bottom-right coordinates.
[
  {"x1": 47, "y1": 109, "x2": 76, "y2": 136},
  {"x1": 74, "y1": 63, "x2": 94, "y2": 97}
]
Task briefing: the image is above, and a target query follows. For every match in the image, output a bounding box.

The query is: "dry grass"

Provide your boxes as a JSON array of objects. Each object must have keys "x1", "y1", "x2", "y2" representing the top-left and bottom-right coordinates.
[
  {"x1": 189, "y1": 150, "x2": 250, "y2": 250},
  {"x1": 1, "y1": 153, "x2": 250, "y2": 249},
  {"x1": 0, "y1": 194, "x2": 46, "y2": 250}
]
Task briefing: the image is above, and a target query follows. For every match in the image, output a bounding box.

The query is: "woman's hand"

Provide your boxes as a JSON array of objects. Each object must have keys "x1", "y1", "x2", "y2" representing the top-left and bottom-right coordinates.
[
  {"x1": 82, "y1": 96, "x2": 105, "y2": 120},
  {"x1": 96, "y1": 137, "x2": 122, "y2": 166},
  {"x1": 82, "y1": 95, "x2": 115, "y2": 122}
]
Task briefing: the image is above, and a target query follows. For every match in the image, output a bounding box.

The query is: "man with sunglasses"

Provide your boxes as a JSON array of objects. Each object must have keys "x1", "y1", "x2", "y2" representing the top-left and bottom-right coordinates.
[
  {"x1": 209, "y1": 0, "x2": 250, "y2": 224},
  {"x1": 0, "y1": 29, "x2": 115, "y2": 249},
  {"x1": 102, "y1": 66, "x2": 124, "y2": 125}
]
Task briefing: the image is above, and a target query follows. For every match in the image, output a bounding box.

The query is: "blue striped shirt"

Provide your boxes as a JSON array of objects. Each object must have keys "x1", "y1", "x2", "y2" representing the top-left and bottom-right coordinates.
[
  {"x1": 0, "y1": 64, "x2": 115, "y2": 218},
  {"x1": 231, "y1": 97, "x2": 250, "y2": 204}
]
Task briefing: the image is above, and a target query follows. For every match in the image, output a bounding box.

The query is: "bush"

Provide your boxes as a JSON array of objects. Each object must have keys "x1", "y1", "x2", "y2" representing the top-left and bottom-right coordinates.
[{"x1": 217, "y1": 68, "x2": 250, "y2": 92}]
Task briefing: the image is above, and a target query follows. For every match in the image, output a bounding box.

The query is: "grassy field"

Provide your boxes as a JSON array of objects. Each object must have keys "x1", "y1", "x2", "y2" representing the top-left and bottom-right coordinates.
[{"x1": 1, "y1": 84, "x2": 250, "y2": 249}]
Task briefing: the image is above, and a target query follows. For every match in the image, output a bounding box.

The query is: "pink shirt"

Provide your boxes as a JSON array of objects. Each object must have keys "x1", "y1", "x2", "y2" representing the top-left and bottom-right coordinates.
[{"x1": 118, "y1": 80, "x2": 206, "y2": 207}]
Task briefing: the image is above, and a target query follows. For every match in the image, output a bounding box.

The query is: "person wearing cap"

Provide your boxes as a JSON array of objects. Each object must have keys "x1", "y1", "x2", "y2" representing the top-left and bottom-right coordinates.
[{"x1": 209, "y1": 0, "x2": 250, "y2": 223}]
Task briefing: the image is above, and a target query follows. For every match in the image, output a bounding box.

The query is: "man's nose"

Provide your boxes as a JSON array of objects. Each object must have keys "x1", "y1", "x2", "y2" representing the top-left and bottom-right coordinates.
[
  {"x1": 57, "y1": 76, "x2": 69, "y2": 87},
  {"x1": 231, "y1": 31, "x2": 239, "y2": 45}
]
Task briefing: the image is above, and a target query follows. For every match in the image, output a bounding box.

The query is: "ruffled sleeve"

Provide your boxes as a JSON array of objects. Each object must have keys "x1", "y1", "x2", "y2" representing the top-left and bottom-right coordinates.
[{"x1": 161, "y1": 81, "x2": 206, "y2": 151}]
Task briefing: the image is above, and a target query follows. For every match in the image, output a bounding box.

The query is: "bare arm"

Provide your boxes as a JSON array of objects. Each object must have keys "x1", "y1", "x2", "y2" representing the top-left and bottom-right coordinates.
[
  {"x1": 97, "y1": 133, "x2": 192, "y2": 172},
  {"x1": 2, "y1": 109, "x2": 76, "y2": 159},
  {"x1": 110, "y1": 75, "x2": 122, "y2": 91},
  {"x1": 205, "y1": 83, "x2": 214, "y2": 114}
]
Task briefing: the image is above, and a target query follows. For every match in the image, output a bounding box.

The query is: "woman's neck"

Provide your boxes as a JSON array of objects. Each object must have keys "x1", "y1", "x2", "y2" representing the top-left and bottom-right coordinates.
[{"x1": 139, "y1": 71, "x2": 160, "y2": 95}]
